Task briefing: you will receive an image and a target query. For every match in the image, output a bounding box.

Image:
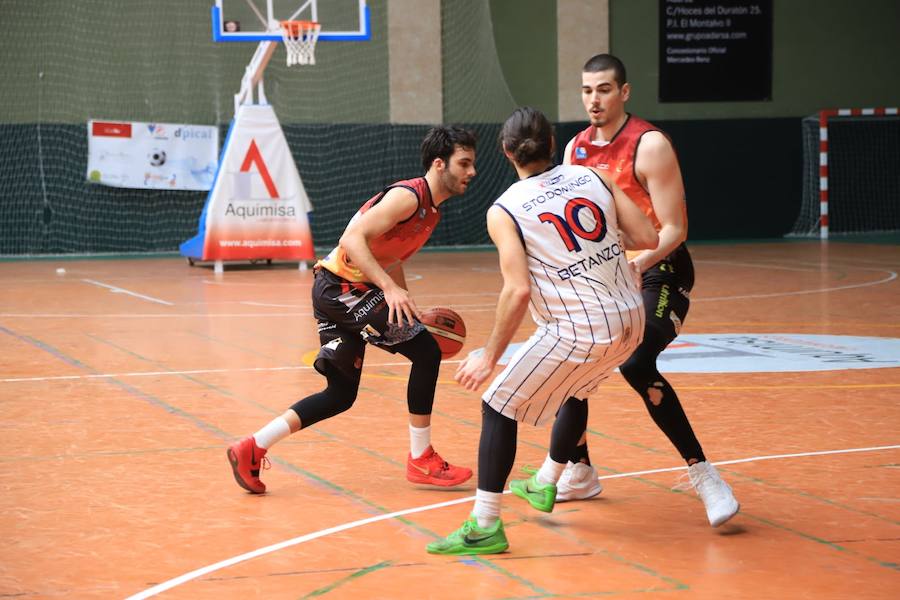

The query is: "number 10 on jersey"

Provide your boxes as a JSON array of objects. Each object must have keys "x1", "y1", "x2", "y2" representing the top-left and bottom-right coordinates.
[{"x1": 538, "y1": 197, "x2": 608, "y2": 252}]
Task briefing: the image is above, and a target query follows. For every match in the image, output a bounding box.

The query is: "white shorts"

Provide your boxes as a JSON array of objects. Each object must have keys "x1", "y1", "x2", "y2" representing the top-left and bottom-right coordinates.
[{"x1": 483, "y1": 326, "x2": 642, "y2": 427}]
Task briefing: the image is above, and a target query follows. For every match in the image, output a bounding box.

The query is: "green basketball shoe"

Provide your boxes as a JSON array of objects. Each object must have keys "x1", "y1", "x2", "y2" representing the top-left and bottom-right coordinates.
[
  {"x1": 509, "y1": 473, "x2": 556, "y2": 513},
  {"x1": 427, "y1": 515, "x2": 509, "y2": 555}
]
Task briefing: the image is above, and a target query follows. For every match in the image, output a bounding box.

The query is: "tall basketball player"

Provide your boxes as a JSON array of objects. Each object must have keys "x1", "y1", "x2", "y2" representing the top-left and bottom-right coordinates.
[
  {"x1": 553, "y1": 54, "x2": 740, "y2": 527},
  {"x1": 429, "y1": 107, "x2": 658, "y2": 555},
  {"x1": 227, "y1": 126, "x2": 476, "y2": 494}
]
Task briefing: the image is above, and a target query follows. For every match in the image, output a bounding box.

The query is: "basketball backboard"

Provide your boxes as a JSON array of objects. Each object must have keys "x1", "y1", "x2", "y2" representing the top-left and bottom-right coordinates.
[{"x1": 212, "y1": 0, "x2": 370, "y2": 42}]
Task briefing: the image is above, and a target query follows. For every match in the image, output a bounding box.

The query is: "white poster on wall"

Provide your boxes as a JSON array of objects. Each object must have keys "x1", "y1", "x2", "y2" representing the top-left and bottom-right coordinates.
[{"x1": 87, "y1": 120, "x2": 218, "y2": 191}]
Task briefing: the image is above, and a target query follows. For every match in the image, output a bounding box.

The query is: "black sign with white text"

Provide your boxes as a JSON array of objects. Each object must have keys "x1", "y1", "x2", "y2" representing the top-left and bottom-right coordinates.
[{"x1": 659, "y1": 0, "x2": 772, "y2": 102}]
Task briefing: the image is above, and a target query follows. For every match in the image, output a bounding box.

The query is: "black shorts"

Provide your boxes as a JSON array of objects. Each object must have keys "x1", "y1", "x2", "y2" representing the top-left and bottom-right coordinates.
[
  {"x1": 640, "y1": 243, "x2": 694, "y2": 341},
  {"x1": 311, "y1": 268, "x2": 425, "y2": 377}
]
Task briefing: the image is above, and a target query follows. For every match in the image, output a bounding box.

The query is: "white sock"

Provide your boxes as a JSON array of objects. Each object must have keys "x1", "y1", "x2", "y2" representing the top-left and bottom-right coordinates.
[
  {"x1": 409, "y1": 424, "x2": 432, "y2": 459},
  {"x1": 473, "y1": 488, "x2": 502, "y2": 529},
  {"x1": 536, "y1": 455, "x2": 566, "y2": 486},
  {"x1": 253, "y1": 417, "x2": 291, "y2": 449}
]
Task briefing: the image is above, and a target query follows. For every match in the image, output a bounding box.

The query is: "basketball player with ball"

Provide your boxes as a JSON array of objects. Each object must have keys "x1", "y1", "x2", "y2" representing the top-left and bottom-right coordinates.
[
  {"x1": 430, "y1": 107, "x2": 659, "y2": 555},
  {"x1": 227, "y1": 126, "x2": 477, "y2": 494}
]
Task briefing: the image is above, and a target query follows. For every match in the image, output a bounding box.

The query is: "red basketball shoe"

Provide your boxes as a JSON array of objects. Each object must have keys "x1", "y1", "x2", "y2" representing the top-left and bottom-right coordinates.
[
  {"x1": 227, "y1": 436, "x2": 269, "y2": 494},
  {"x1": 407, "y1": 445, "x2": 472, "y2": 487}
]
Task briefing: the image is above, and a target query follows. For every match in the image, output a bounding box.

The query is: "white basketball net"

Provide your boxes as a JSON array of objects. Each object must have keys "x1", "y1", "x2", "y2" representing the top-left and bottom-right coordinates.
[{"x1": 280, "y1": 21, "x2": 321, "y2": 67}]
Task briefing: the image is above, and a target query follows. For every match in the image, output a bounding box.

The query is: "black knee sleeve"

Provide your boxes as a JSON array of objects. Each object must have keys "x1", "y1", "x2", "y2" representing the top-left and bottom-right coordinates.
[
  {"x1": 551, "y1": 397, "x2": 587, "y2": 463},
  {"x1": 394, "y1": 331, "x2": 441, "y2": 415},
  {"x1": 290, "y1": 362, "x2": 360, "y2": 428},
  {"x1": 478, "y1": 401, "x2": 518, "y2": 493}
]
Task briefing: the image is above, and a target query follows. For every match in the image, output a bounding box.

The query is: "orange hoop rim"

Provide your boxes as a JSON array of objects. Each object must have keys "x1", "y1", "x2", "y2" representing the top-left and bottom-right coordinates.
[{"x1": 280, "y1": 20, "x2": 320, "y2": 37}]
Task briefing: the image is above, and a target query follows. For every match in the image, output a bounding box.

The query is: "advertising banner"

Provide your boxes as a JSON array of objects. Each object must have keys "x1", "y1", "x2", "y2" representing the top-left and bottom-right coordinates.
[
  {"x1": 659, "y1": 0, "x2": 772, "y2": 102},
  {"x1": 182, "y1": 104, "x2": 314, "y2": 261},
  {"x1": 87, "y1": 120, "x2": 219, "y2": 190}
]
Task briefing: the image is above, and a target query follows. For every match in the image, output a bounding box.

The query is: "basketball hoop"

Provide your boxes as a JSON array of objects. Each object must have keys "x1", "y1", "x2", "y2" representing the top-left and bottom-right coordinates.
[{"x1": 280, "y1": 20, "x2": 321, "y2": 67}]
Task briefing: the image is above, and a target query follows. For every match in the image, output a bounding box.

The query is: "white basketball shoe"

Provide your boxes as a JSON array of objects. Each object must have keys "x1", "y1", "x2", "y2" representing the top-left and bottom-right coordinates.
[
  {"x1": 687, "y1": 461, "x2": 740, "y2": 527},
  {"x1": 555, "y1": 461, "x2": 603, "y2": 502}
]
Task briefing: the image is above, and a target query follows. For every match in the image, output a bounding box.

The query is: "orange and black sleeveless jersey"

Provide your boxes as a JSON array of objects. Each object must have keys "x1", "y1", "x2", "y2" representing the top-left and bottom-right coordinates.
[
  {"x1": 316, "y1": 177, "x2": 439, "y2": 282},
  {"x1": 568, "y1": 114, "x2": 664, "y2": 231}
]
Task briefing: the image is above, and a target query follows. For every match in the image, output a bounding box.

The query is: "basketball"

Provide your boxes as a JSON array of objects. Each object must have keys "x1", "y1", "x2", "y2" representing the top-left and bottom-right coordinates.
[{"x1": 420, "y1": 307, "x2": 466, "y2": 359}]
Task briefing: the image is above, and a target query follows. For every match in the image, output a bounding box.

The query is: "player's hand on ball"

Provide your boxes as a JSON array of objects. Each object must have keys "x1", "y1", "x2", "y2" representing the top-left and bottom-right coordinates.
[
  {"x1": 455, "y1": 351, "x2": 496, "y2": 391},
  {"x1": 384, "y1": 284, "x2": 420, "y2": 326}
]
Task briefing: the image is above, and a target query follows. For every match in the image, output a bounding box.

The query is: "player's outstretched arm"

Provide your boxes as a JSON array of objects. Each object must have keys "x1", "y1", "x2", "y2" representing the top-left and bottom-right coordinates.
[
  {"x1": 632, "y1": 131, "x2": 688, "y2": 272},
  {"x1": 339, "y1": 187, "x2": 420, "y2": 325},
  {"x1": 455, "y1": 206, "x2": 530, "y2": 391}
]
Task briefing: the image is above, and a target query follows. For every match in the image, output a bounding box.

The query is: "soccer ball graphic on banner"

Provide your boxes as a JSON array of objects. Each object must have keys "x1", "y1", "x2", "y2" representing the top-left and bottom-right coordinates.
[{"x1": 149, "y1": 150, "x2": 167, "y2": 167}]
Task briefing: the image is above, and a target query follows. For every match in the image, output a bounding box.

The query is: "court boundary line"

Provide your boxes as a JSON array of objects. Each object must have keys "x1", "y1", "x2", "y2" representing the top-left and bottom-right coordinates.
[
  {"x1": 0, "y1": 360, "x2": 452, "y2": 384},
  {"x1": 124, "y1": 444, "x2": 900, "y2": 599},
  {"x1": 80, "y1": 279, "x2": 174, "y2": 306},
  {"x1": 2, "y1": 259, "x2": 895, "y2": 318},
  {"x1": 6, "y1": 368, "x2": 900, "y2": 386}
]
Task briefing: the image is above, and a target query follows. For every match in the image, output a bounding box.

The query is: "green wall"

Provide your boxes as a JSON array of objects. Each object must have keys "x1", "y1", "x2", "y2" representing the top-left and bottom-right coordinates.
[
  {"x1": 490, "y1": 0, "x2": 559, "y2": 120},
  {"x1": 2, "y1": 0, "x2": 896, "y2": 255},
  {"x1": 2, "y1": 0, "x2": 896, "y2": 126},
  {"x1": 611, "y1": 0, "x2": 900, "y2": 119},
  {"x1": 0, "y1": 0, "x2": 389, "y2": 125}
]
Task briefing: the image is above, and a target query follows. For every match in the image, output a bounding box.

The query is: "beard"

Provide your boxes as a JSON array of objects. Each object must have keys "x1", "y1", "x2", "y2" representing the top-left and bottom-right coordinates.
[
  {"x1": 589, "y1": 111, "x2": 608, "y2": 127},
  {"x1": 441, "y1": 170, "x2": 467, "y2": 196}
]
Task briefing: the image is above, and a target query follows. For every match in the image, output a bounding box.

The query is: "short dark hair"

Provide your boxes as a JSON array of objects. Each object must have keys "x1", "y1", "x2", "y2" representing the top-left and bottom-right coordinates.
[
  {"x1": 421, "y1": 126, "x2": 477, "y2": 171},
  {"x1": 582, "y1": 53, "x2": 627, "y2": 88},
  {"x1": 498, "y1": 107, "x2": 554, "y2": 167}
]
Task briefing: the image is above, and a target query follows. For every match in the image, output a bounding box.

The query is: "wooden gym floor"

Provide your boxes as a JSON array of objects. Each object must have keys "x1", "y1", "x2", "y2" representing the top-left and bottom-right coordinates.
[{"x1": 1, "y1": 241, "x2": 898, "y2": 599}]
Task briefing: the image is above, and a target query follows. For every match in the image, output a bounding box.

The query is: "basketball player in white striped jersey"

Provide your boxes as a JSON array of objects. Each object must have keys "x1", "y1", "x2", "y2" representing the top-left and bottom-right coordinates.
[{"x1": 429, "y1": 107, "x2": 658, "y2": 555}]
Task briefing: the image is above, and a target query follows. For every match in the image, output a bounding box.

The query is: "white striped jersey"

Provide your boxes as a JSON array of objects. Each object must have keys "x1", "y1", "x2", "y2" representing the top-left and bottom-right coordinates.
[{"x1": 492, "y1": 164, "x2": 644, "y2": 351}]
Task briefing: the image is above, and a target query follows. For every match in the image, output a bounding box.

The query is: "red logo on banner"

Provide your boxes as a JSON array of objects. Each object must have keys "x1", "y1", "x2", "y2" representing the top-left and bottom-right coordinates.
[
  {"x1": 92, "y1": 122, "x2": 132, "y2": 138},
  {"x1": 240, "y1": 140, "x2": 279, "y2": 198}
]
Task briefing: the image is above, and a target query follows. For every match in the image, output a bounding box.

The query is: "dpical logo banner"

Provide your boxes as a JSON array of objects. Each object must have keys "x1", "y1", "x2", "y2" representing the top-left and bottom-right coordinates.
[{"x1": 87, "y1": 120, "x2": 218, "y2": 191}]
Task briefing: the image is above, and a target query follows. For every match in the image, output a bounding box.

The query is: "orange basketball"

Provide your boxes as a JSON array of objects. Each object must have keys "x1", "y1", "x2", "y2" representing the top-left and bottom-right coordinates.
[{"x1": 420, "y1": 307, "x2": 466, "y2": 359}]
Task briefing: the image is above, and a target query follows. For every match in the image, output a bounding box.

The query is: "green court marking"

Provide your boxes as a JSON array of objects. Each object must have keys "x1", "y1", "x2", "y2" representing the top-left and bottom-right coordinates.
[
  {"x1": 88, "y1": 335, "x2": 437, "y2": 535},
  {"x1": 86, "y1": 334, "x2": 548, "y2": 593},
  {"x1": 5, "y1": 442, "x2": 324, "y2": 463},
  {"x1": 588, "y1": 427, "x2": 900, "y2": 525},
  {"x1": 6, "y1": 444, "x2": 224, "y2": 462},
  {"x1": 495, "y1": 586, "x2": 690, "y2": 599},
  {"x1": 311, "y1": 428, "x2": 404, "y2": 468},
  {"x1": 506, "y1": 511, "x2": 688, "y2": 595},
  {"x1": 729, "y1": 471, "x2": 900, "y2": 526},
  {"x1": 300, "y1": 560, "x2": 392, "y2": 599},
  {"x1": 587, "y1": 428, "x2": 667, "y2": 455},
  {"x1": 187, "y1": 330, "x2": 283, "y2": 361},
  {"x1": 744, "y1": 514, "x2": 899, "y2": 571},
  {"x1": 18, "y1": 332, "x2": 428, "y2": 529},
  {"x1": 86, "y1": 334, "x2": 278, "y2": 413},
  {"x1": 358, "y1": 384, "x2": 685, "y2": 592},
  {"x1": 461, "y1": 556, "x2": 550, "y2": 596},
  {"x1": 591, "y1": 462, "x2": 900, "y2": 572},
  {"x1": 89, "y1": 334, "x2": 405, "y2": 468}
]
